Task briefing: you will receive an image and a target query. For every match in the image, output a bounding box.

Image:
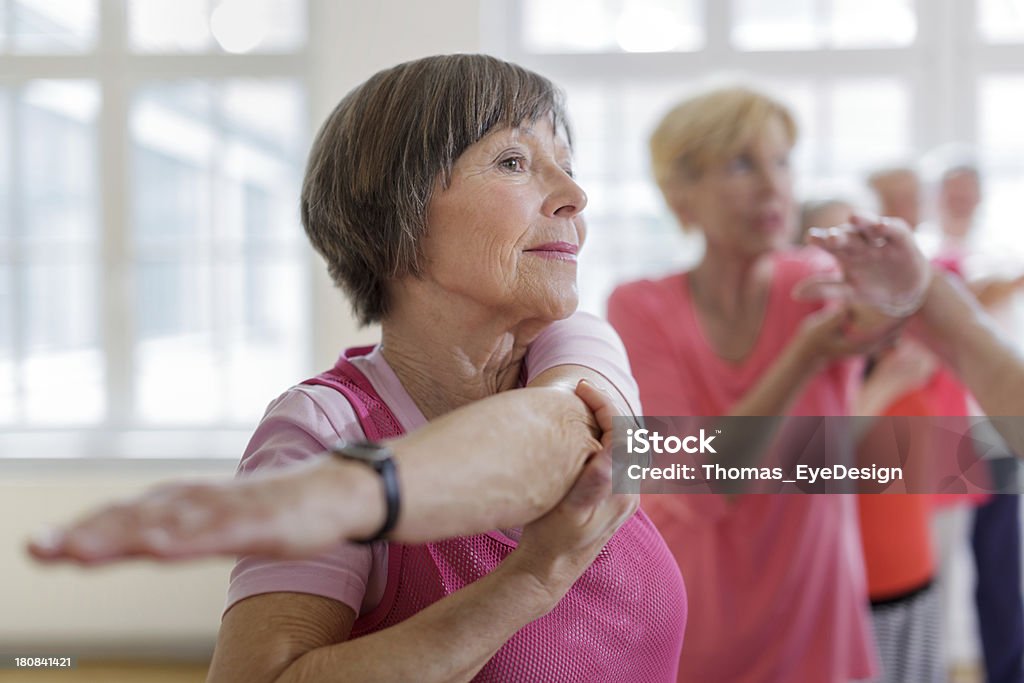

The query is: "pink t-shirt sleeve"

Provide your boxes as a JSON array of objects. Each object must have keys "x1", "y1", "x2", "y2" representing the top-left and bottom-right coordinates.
[
  {"x1": 225, "y1": 386, "x2": 382, "y2": 618},
  {"x1": 525, "y1": 311, "x2": 642, "y2": 416},
  {"x1": 607, "y1": 281, "x2": 697, "y2": 416}
]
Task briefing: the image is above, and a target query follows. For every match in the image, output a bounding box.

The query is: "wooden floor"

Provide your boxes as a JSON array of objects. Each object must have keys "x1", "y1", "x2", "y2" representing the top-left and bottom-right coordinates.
[
  {"x1": 0, "y1": 660, "x2": 985, "y2": 682},
  {"x1": 0, "y1": 662, "x2": 208, "y2": 683}
]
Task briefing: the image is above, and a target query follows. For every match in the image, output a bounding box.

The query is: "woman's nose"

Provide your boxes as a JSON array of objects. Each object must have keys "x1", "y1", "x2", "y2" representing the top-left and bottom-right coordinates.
[{"x1": 544, "y1": 168, "x2": 588, "y2": 219}]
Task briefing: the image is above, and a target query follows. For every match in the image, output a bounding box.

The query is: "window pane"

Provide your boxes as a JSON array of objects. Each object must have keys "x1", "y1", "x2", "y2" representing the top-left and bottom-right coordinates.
[
  {"x1": 561, "y1": 84, "x2": 611, "y2": 191},
  {"x1": 975, "y1": 175, "x2": 1024, "y2": 261},
  {"x1": 733, "y1": 0, "x2": 915, "y2": 50},
  {"x1": 979, "y1": 0, "x2": 1024, "y2": 43},
  {"x1": 979, "y1": 77, "x2": 1024, "y2": 256},
  {"x1": 225, "y1": 261, "x2": 307, "y2": 422},
  {"x1": 0, "y1": 267, "x2": 13, "y2": 423},
  {"x1": 733, "y1": 0, "x2": 818, "y2": 50},
  {"x1": 0, "y1": 92, "x2": 7, "y2": 423},
  {"x1": 134, "y1": 260, "x2": 308, "y2": 423},
  {"x1": 132, "y1": 83, "x2": 213, "y2": 245},
  {"x1": 830, "y1": 0, "x2": 915, "y2": 48},
  {"x1": 130, "y1": 80, "x2": 308, "y2": 425},
  {"x1": 10, "y1": 0, "x2": 97, "y2": 52},
  {"x1": 980, "y1": 76, "x2": 1024, "y2": 168},
  {"x1": 830, "y1": 80, "x2": 910, "y2": 177},
  {"x1": 0, "y1": 89, "x2": 10, "y2": 241},
  {"x1": 8, "y1": 81, "x2": 102, "y2": 426},
  {"x1": 20, "y1": 80, "x2": 100, "y2": 245},
  {"x1": 22, "y1": 262, "x2": 104, "y2": 424},
  {"x1": 129, "y1": 0, "x2": 306, "y2": 53},
  {"x1": 134, "y1": 260, "x2": 220, "y2": 423},
  {"x1": 523, "y1": 0, "x2": 703, "y2": 53},
  {"x1": 621, "y1": 82, "x2": 695, "y2": 184}
]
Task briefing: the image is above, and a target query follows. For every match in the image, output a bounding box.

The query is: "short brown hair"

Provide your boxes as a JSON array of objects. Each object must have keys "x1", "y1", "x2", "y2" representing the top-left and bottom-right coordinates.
[
  {"x1": 301, "y1": 54, "x2": 571, "y2": 326},
  {"x1": 650, "y1": 86, "x2": 797, "y2": 194}
]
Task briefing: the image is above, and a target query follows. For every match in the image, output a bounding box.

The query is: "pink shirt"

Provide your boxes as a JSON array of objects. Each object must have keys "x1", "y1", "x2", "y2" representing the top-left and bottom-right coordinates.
[
  {"x1": 225, "y1": 312, "x2": 642, "y2": 616},
  {"x1": 607, "y1": 248, "x2": 877, "y2": 683}
]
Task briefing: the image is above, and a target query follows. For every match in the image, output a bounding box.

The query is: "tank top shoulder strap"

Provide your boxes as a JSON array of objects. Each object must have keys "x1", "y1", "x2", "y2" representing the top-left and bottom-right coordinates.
[{"x1": 301, "y1": 345, "x2": 405, "y2": 441}]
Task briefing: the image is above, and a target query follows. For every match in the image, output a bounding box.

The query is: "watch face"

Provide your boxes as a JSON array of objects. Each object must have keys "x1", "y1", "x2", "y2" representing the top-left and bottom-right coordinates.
[{"x1": 336, "y1": 441, "x2": 392, "y2": 464}]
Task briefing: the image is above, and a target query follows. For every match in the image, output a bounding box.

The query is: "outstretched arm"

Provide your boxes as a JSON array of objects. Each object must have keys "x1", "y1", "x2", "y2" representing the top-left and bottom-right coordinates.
[
  {"x1": 915, "y1": 270, "x2": 1024, "y2": 422},
  {"x1": 28, "y1": 385, "x2": 599, "y2": 563},
  {"x1": 29, "y1": 315, "x2": 640, "y2": 564},
  {"x1": 802, "y1": 215, "x2": 1024, "y2": 451}
]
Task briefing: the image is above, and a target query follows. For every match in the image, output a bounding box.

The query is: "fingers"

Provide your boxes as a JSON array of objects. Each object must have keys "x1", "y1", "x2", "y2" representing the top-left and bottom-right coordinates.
[
  {"x1": 805, "y1": 225, "x2": 853, "y2": 251},
  {"x1": 574, "y1": 379, "x2": 622, "y2": 437},
  {"x1": 562, "y1": 449, "x2": 613, "y2": 510},
  {"x1": 29, "y1": 507, "x2": 181, "y2": 565},
  {"x1": 27, "y1": 484, "x2": 245, "y2": 565},
  {"x1": 807, "y1": 215, "x2": 903, "y2": 257}
]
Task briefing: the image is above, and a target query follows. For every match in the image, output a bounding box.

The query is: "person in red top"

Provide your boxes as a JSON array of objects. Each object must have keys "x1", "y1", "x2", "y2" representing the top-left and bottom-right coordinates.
[
  {"x1": 607, "y1": 86, "x2": 899, "y2": 683},
  {"x1": 854, "y1": 336, "x2": 945, "y2": 683}
]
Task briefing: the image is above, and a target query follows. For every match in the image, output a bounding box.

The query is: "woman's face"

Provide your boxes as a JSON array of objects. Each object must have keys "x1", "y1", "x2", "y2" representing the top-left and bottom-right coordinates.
[
  {"x1": 417, "y1": 116, "x2": 587, "y2": 322},
  {"x1": 671, "y1": 115, "x2": 795, "y2": 257}
]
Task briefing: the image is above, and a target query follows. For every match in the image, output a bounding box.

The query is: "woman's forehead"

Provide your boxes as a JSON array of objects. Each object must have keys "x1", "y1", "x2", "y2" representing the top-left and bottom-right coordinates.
[{"x1": 482, "y1": 120, "x2": 572, "y2": 152}]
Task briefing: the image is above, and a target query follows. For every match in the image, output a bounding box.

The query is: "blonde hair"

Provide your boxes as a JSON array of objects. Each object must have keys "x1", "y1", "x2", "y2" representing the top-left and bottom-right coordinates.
[{"x1": 649, "y1": 86, "x2": 797, "y2": 195}]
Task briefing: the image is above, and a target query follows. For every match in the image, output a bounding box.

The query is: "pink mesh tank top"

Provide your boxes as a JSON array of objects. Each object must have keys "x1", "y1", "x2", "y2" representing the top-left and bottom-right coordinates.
[{"x1": 304, "y1": 347, "x2": 687, "y2": 682}]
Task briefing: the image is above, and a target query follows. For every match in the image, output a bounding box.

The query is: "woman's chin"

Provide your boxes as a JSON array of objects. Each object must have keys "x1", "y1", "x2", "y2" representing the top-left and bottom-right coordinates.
[{"x1": 529, "y1": 292, "x2": 579, "y2": 322}]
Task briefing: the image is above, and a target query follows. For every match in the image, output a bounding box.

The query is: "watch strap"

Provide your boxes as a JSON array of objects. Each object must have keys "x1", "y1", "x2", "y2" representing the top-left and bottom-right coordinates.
[{"x1": 331, "y1": 441, "x2": 401, "y2": 544}]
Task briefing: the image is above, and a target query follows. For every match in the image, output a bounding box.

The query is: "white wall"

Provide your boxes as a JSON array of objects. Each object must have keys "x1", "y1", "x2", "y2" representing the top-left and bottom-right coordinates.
[
  {"x1": 1, "y1": 0, "x2": 487, "y2": 657},
  {"x1": 0, "y1": 460, "x2": 236, "y2": 658}
]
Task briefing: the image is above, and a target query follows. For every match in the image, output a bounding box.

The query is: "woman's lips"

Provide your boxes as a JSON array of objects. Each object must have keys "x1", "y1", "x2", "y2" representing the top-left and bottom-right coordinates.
[
  {"x1": 525, "y1": 242, "x2": 579, "y2": 261},
  {"x1": 754, "y1": 213, "x2": 786, "y2": 233}
]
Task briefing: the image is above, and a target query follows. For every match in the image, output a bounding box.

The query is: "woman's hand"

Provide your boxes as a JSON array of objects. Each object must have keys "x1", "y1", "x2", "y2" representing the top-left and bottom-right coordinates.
[
  {"x1": 793, "y1": 303, "x2": 902, "y2": 367},
  {"x1": 508, "y1": 381, "x2": 638, "y2": 605},
  {"x1": 27, "y1": 457, "x2": 377, "y2": 564},
  {"x1": 795, "y1": 214, "x2": 931, "y2": 317}
]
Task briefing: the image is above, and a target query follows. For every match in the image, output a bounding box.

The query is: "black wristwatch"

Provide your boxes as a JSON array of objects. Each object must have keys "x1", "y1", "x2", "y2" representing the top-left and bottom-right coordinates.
[{"x1": 330, "y1": 440, "x2": 400, "y2": 544}]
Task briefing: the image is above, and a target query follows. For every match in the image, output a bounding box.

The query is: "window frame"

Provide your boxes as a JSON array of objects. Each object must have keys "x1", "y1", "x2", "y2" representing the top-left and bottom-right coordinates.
[
  {"x1": 1, "y1": 0, "x2": 313, "y2": 458},
  {"x1": 488, "y1": 0, "x2": 1024, "y2": 309}
]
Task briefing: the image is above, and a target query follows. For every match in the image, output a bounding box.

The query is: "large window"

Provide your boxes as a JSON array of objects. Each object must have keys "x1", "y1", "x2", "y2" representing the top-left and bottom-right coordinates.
[
  {"x1": 494, "y1": 0, "x2": 1024, "y2": 314},
  {"x1": 1, "y1": 0, "x2": 310, "y2": 455}
]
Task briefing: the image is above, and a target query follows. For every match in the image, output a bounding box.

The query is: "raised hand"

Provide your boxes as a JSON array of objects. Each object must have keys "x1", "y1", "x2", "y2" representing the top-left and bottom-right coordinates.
[{"x1": 795, "y1": 214, "x2": 931, "y2": 317}]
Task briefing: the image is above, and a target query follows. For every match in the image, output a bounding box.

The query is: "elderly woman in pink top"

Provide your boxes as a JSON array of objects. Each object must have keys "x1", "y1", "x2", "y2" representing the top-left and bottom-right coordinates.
[
  {"x1": 608, "y1": 87, "x2": 901, "y2": 682},
  {"x1": 31, "y1": 55, "x2": 686, "y2": 682}
]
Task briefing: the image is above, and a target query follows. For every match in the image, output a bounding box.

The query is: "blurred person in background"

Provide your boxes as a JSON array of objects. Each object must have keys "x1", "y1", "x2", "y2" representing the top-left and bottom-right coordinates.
[
  {"x1": 866, "y1": 159, "x2": 1006, "y2": 683},
  {"x1": 868, "y1": 166, "x2": 923, "y2": 229},
  {"x1": 802, "y1": 183, "x2": 945, "y2": 681},
  {"x1": 865, "y1": 161, "x2": 976, "y2": 682},
  {"x1": 929, "y1": 148, "x2": 1024, "y2": 309},
  {"x1": 607, "y1": 86, "x2": 904, "y2": 683},
  {"x1": 924, "y1": 146, "x2": 1024, "y2": 683}
]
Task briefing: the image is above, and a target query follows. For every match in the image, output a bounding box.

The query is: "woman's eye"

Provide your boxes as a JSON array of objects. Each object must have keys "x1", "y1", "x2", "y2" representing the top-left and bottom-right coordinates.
[
  {"x1": 728, "y1": 155, "x2": 754, "y2": 172},
  {"x1": 499, "y1": 156, "x2": 525, "y2": 172}
]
